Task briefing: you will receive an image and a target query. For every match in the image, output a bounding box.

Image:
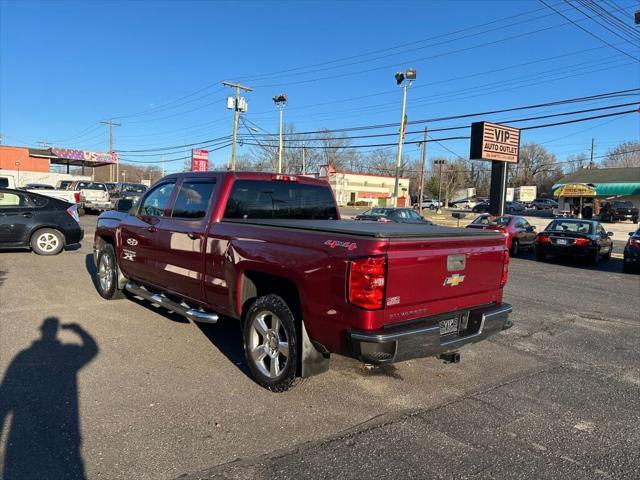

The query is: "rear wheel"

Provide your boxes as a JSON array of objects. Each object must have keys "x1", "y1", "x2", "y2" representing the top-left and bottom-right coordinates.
[
  {"x1": 96, "y1": 244, "x2": 124, "y2": 299},
  {"x1": 510, "y1": 240, "x2": 519, "y2": 257},
  {"x1": 243, "y1": 294, "x2": 298, "y2": 392},
  {"x1": 30, "y1": 228, "x2": 64, "y2": 255},
  {"x1": 589, "y1": 248, "x2": 600, "y2": 266}
]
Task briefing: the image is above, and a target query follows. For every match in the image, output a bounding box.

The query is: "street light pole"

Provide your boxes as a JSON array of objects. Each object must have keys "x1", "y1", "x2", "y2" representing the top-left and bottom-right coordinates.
[
  {"x1": 273, "y1": 94, "x2": 287, "y2": 173},
  {"x1": 392, "y1": 68, "x2": 416, "y2": 206}
]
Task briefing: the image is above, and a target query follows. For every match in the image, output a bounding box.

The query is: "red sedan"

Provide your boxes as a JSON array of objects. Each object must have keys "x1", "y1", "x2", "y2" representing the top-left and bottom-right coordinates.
[{"x1": 466, "y1": 214, "x2": 537, "y2": 256}]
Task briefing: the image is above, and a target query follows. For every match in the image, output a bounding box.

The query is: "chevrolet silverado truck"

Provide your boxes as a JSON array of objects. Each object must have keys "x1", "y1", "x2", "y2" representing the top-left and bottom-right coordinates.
[{"x1": 93, "y1": 172, "x2": 512, "y2": 391}]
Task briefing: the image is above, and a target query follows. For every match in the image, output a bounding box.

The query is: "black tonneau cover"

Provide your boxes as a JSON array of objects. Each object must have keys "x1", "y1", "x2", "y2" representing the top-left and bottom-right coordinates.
[{"x1": 222, "y1": 219, "x2": 501, "y2": 239}]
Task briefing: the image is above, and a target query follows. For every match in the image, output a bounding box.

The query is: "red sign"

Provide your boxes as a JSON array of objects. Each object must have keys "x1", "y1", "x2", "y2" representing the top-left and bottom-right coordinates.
[{"x1": 191, "y1": 149, "x2": 209, "y2": 172}]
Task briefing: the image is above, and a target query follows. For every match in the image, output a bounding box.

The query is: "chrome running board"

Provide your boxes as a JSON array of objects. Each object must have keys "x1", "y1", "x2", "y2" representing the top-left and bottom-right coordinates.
[{"x1": 125, "y1": 282, "x2": 218, "y2": 324}]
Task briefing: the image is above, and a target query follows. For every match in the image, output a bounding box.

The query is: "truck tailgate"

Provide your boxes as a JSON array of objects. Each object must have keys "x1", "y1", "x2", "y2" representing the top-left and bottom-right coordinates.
[{"x1": 384, "y1": 234, "x2": 506, "y2": 309}]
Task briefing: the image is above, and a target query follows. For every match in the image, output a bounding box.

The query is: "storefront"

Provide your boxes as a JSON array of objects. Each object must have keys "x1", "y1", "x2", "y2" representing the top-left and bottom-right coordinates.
[{"x1": 553, "y1": 183, "x2": 596, "y2": 218}]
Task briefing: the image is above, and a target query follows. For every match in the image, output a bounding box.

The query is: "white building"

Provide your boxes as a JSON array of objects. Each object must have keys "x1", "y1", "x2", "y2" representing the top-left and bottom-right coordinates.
[{"x1": 318, "y1": 165, "x2": 411, "y2": 207}]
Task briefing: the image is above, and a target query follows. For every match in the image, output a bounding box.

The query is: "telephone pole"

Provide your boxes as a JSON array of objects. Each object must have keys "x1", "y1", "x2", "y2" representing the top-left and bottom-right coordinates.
[
  {"x1": 417, "y1": 128, "x2": 428, "y2": 215},
  {"x1": 100, "y1": 120, "x2": 121, "y2": 182},
  {"x1": 589, "y1": 137, "x2": 595, "y2": 169},
  {"x1": 301, "y1": 143, "x2": 306, "y2": 175},
  {"x1": 223, "y1": 81, "x2": 252, "y2": 171}
]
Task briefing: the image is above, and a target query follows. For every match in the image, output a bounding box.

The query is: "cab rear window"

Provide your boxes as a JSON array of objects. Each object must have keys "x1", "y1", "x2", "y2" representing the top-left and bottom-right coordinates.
[{"x1": 223, "y1": 180, "x2": 337, "y2": 220}]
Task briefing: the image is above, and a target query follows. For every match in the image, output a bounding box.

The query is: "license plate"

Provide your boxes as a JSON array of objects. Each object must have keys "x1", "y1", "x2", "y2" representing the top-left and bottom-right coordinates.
[
  {"x1": 556, "y1": 238, "x2": 567, "y2": 245},
  {"x1": 439, "y1": 317, "x2": 459, "y2": 336}
]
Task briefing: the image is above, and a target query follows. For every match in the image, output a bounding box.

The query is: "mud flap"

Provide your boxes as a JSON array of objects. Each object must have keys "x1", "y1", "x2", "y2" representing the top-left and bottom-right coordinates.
[{"x1": 300, "y1": 321, "x2": 330, "y2": 378}]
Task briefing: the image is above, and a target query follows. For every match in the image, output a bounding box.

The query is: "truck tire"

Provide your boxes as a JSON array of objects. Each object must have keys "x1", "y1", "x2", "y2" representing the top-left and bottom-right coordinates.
[
  {"x1": 30, "y1": 228, "x2": 64, "y2": 255},
  {"x1": 243, "y1": 294, "x2": 299, "y2": 392},
  {"x1": 96, "y1": 243, "x2": 124, "y2": 300}
]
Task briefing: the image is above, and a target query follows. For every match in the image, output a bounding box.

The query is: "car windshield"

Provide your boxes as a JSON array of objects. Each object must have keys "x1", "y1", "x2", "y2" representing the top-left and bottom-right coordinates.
[
  {"x1": 77, "y1": 182, "x2": 107, "y2": 190},
  {"x1": 613, "y1": 201, "x2": 633, "y2": 208},
  {"x1": 546, "y1": 220, "x2": 592, "y2": 234},
  {"x1": 391, "y1": 209, "x2": 422, "y2": 220},
  {"x1": 473, "y1": 215, "x2": 510, "y2": 226},
  {"x1": 122, "y1": 184, "x2": 146, "y2": 193}
]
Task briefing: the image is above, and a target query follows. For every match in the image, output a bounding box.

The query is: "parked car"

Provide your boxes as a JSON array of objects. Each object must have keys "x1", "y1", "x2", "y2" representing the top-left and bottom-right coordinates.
[
  {"x1": 355, "y1": 207, "x2": 433, "y2": 224},
  {"x1": 530, "y1": 198, "x2": 558, "y2": 210},
  {"x1": 451, "y1": 199, "x2": 476, "y2": 209},
  {"x1": 56, "y1": 180, "x2": 74, "y2": 190},
  {"x1": 109, "y1": 182, "x2": 147, "y2": 209},
  {"x1": 104, "y1": 182, "x2": 118, "y2": 196},
  {"x1": 93, "y1": 172, "x2": 512, "y2": 391},
  {"x1": 0, "y1": 188, "x2": 83, "y2": 255},
  {"x1": 505, "y1": 201, "x2": 526, "y2": 214},
  {"x1": 69, "y1": 181, "x2": 111, "y2": 213},
  {"x1": 472, "y1": 201, "x2": 490, "y2": 213},
  {"x1": 466, "y1": 214, "x2": 536, "y2": 256},
  {"x1": 599, "y1": 200, "x2": 638, "y2": 224},
  {"x1": 535, "y1": 218, "x2": 613, "y2": 265},
  {"x1": 623, "y1": 227, "x2": 640, "y2": 273},
  {"x1": 415, "y1": 199, "x2": 442, "y2": 210}
]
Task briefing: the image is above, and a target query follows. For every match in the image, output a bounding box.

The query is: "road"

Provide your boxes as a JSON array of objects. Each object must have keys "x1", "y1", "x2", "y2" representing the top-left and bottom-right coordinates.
[{"x1": 0, "y1": 215, "x2": 638, "y2": 479}]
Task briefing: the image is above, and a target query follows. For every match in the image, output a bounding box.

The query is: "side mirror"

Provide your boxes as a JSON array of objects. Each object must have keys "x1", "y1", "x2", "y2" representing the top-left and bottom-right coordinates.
[
  {"x1": 115, "y1": 198, "x2": 134, "y2": 213},
  {"x1": 630, "y1": 232, "x2": 635, "y2": 236},
  {"x1": 607, "y1": 232, "x2": 614, "y2": 237}
]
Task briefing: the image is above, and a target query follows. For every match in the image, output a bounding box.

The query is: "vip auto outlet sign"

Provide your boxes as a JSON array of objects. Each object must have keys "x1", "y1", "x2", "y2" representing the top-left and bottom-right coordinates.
[
  {"x1": 191, "y1": 149, "x2": 209, "y2": 172},
  {"x1": 469, "y1": 122, "x2": 521, "y2": 163}
]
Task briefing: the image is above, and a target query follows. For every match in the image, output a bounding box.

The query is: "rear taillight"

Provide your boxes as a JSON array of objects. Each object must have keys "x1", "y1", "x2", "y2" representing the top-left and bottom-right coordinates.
[
  {"x1": 348, "y1": 256, "x2": 386, "y2": 310},
  {"x1": 67, "y1": 205, "x2": 80, "y2": 223},
  {"x1": 74, "y1": 192, "x2": 80, "y2": 203},
  {"x1": 500, "y1": 249, "x2": 510, "y2": 288},
  {"x1": 537, "y1": 234, "x2": 550, "y2": 244},
  {"x1": 630, "y1": 238, "x2": 640, "y2": 247},
  {"x1": 574, "y1": 238, "x2": 590, "y2": 246},
  {"x1": 498, "y1": 227, "x2": 508, "y2": 235}
]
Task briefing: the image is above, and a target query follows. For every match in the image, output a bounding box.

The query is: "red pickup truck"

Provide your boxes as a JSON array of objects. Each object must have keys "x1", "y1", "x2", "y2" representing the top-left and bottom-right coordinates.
[{"x1": 93, "y1": 172, "x2": 512, "y2": 391}]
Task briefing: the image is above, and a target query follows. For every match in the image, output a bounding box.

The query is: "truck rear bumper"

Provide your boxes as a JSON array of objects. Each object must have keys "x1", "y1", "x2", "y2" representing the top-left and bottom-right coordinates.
[{"x1": 349, "y1": 303, "x2": 512, "y2": 364}]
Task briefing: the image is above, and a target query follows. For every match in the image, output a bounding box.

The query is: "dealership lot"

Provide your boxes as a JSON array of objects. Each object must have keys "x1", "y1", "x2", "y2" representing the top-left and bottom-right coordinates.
[{"x1": 1, "y1": 215, "x2": 638, "y2": 479}]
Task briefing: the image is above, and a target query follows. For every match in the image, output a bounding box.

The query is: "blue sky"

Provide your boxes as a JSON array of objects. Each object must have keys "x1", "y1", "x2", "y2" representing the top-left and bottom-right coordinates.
[{"x1": 1, "y1": 0, "x2": 638, "y2": 173}]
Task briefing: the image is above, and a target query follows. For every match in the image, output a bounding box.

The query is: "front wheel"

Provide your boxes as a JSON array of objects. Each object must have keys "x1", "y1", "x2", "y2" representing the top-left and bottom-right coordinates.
[
  {"x1": 243, "y1": 294, "x2": 298, "y2": 392},
  {"x1": 30, "y1": 228, "x2": 64, "y2": 255},
  {"x1": 96, "y1": 244, "x2": 124, "y2": 299},
  {"x1": 633, "y1": 217, "x2": 638, "y2": 224}
]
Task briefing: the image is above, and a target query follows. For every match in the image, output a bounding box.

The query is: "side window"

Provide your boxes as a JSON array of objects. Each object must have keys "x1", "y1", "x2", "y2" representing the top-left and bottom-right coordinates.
[
  {"x1": 29, "y1": 195, "x2": 49, "y2": 207},
  {"x1": 521, "y1": 219, "x2": 531, "y2": 229},
  {"x1": 0, "y1": 178, "x2": 9, "y2": 188},
  {"x1": 0, "y1": 192, "x2": 26, "y2": 207},
  {"x1": 139, "y1": 181, "x2": 176, "y2": 217},
  {"x1": 596, "y1": 224, "x2": 605, "y2": 235},
  {"x1": 171, "y1": 180, "x2": 215, "y2": 219}
]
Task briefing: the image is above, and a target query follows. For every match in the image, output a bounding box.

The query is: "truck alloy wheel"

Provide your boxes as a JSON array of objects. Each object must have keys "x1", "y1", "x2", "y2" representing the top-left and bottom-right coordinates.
[
  {"x1": 96, "y1": 244, "x2": 124, "y2": 300},
  {"x1": 243, "y1": 294, "x2": 298, "y2": 392}
]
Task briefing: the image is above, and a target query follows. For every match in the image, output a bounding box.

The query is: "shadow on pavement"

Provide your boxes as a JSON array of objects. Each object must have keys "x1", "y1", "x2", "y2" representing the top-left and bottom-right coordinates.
[
  {"x1": 84, "y1": 253, "x2": 99, "y2": 292},
  {"x1": 0, "y1": 270, "x2": 6, "y2": 288},
  {"x1": 195, "y1": 318, "x2": 252, "y2": 378},
  {"x1": 0, "y1": 318, "x2": 98, "y2": 480},
  {"x1": 513, "y1": 249, "x2": 625, "y2": 274}
]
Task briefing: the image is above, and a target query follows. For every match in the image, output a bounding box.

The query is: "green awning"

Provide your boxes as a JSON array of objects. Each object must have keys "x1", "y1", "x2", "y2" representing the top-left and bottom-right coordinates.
[{"x1": 552, "y1": 182, "x2": 640, "y2": 197}]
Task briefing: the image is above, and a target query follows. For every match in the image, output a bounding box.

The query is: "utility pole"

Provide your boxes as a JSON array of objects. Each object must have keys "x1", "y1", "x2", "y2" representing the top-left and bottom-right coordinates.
[
  {"x1": 589, "y1": 137, "x2": 595, "y2": 169},
  {"x1": 161, "y1": 154, "x2": 165, "y2": 177},
  {"x1": 435, "y1": 159, "x2": 446, "y2": 214},
  {"x1": 417, "y1": 127, "x2": 428, "y2": 215},
  {"x1": 273, "y1": 94, "x2": 288, "y2": 173},
  {"x1": 301, "y1": 143, "x2": 306, "y2": 175},
  {"x1": 100, "y1": 120, "x2": 121, "y2": 182},
  {"x1": 223, "y1": 81, "x2": 252, "y2": 171}
]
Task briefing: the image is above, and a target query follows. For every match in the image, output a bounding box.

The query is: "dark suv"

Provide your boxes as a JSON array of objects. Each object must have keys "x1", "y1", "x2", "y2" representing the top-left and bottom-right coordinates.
[
  {"x1": 530, "y1": 198, "x2": 558, "y2": 210},
  {"x1": 600, "y1": 201, "x2": 638, "y2": 224}
]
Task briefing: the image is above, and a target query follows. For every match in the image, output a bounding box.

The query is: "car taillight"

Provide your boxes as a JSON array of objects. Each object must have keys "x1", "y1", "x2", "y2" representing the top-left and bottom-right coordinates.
[
  {"x1": 74, "y1": 192, "x2": 80, "y2": 203},
  {"x1": 498, "y1": 227, "x2": 508, "y2": 236},
  {"x1": 574, "y1": 238, "x2": 590, "y2": 246},
  {"x1": 67, "y1": 205, "x2": 80, "y2": 223},
  {"x1": 630, "y1": 238, "x2": 640, "y2": 247},
  {"x1": 348, "y1": 256, "x2": 386, "y2": 310},
  {"x1": 537, "y1": 234, "x2": 550, "y2": 244},
  {"x1": 500, "y1": 249, "x2": 510, "y2": 288},
  {"x1": 271, "y1": 174, "x2": 299, "y2": 182}
]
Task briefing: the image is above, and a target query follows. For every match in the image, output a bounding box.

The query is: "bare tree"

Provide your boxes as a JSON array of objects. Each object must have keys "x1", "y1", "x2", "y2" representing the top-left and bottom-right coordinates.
[
  {"x1": 565, "y1": 152, "x2": 589, "y2": 173},
  {"x1": 603, "y1": 141, "x2": 640, "y2": 168}
]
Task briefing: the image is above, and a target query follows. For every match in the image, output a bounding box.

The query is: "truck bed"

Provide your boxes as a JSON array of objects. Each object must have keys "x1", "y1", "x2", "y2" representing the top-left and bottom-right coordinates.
[{"x1": 222, "y1": 219, "x2": 501, "y2": 239}]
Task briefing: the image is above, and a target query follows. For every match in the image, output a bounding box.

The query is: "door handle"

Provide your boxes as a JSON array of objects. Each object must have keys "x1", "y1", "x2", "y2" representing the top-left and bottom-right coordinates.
[
  {"x1": 22, "y1": 212, "x2": 33, "y2": 218},
  {"x1": 147, "y1": 226, "x2": 157, "y2": 233},
  {"x1": 187, "y1": 232, "x2": 200, "y2": 240}
]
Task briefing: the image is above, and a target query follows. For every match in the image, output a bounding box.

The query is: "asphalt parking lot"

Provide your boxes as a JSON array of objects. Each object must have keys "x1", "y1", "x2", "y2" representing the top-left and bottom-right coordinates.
[{"x1": 1, "y1": 215, "x2": 639, "y2": 479}]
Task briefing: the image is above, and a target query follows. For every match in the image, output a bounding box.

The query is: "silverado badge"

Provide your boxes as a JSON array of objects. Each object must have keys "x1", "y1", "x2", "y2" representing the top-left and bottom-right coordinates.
[{"x1": 443, "y1": 273, "x2": 465, "y2": 287}]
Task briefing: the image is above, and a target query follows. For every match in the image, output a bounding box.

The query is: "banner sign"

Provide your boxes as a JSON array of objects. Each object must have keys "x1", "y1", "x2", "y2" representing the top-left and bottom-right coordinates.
[
  {"x1": 553, "y1": 183, "x2": 596, "y2": 197},
  {"x1": 469, "y1": 122, "x2": 521, "y2": 163},
  {"x1": 191, "y1": 149, "x2": 209, "y2": 172},
  {"x1": 51, "y1": 148, "x2": 118, "y2": 164}
]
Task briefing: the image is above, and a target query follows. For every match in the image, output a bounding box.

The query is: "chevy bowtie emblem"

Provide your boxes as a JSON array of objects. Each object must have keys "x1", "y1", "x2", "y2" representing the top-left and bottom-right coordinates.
[{"x1": 443, "y1": 273, "x2": 465, "y2": 287}]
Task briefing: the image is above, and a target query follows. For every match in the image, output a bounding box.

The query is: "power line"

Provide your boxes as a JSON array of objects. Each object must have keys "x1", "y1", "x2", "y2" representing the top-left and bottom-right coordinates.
[
  {"x1": 567, "y1": 0, "x2": 640, "y2": 44},
  {"x1": 539, "y1": 0, "x2": 640, "y2": 62}
]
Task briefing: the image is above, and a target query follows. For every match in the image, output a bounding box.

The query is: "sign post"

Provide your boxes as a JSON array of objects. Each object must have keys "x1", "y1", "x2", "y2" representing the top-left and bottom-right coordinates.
[
  {"x1": 469, "y1": 122, "x2": 521, "y2": 216},
  {"x1": 191, "y1": 149, "x2": 209, "y2": 172}
]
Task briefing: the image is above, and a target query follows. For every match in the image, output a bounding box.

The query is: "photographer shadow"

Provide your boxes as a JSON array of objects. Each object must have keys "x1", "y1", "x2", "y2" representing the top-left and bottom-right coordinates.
[{"x1": 0, "y1": 317, "x2": 98, "y2": 480}]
